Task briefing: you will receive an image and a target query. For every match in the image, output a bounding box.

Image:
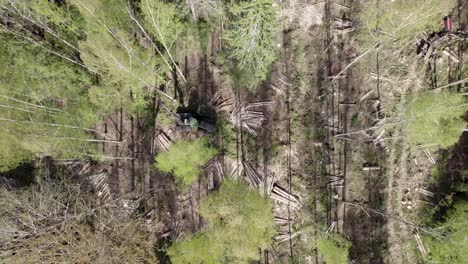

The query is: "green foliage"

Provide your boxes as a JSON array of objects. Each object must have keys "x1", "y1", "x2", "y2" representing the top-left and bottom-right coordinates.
[
  {"x1": 359, "y1": 0, "x2": 457, "y2": 48},
  {"x1": 0, "y1": 33, "x2": 99, "y2": 172},
  {"x1": 406, "y1": 92, "x2": 467, "y2": 148},
  {"x1": 28, "y1": 0, "x2": 85, "y2": 42},
  {"x1": 167, "y1": 233, "x2": 221, "y2": 264},
  {"x1": 70, "y1": 0, "x2": 165, "y2": 114},
  {"x1": 317, "y1": 233, "x2": 351, "y2": 264},
  {"x1": 0, "y1": 133, "x2": 33, "y2": 172},
  {"x1": 140, "y1": 0, "x2": 213, "y2": 59},
  {"x1": 155, "y1": 139, "x2": 217, "y2": 187},
  {"x1": 168, "y1": 179, "x2": 276, "y2": 263},
  {"x1": 0, "y1": 0, "x2": 86, "y2": 55},
  {"x1": 140, "y1": 0, "x2": 185, "y2": 50},
  {"x1": 215, "y1": 114, "x2": 237, "y2": 158},
  {"x1": 423, "y1": 199, "x2": 468, "y2": 263},
  {"x1": 222, "y1": 0, "x2": 278, "y2": 90},
  {"x1": 0, "y1": 34, "x2": 92, "y2": 104}
]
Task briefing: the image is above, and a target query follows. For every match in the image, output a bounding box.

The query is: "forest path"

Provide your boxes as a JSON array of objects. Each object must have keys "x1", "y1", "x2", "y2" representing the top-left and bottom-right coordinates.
[{"x1": 385, "y1": 62, "x2": 422, "y2": 264}]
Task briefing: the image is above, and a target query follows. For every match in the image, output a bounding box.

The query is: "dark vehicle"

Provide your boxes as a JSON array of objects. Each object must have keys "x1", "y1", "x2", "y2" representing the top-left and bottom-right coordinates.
[{"x1": 175, "y1": 113, "x2": 215, "y2": 134}]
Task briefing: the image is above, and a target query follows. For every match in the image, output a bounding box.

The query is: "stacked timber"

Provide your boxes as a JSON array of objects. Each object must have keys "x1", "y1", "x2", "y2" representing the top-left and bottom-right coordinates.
[
  {"x1": 414, "y1": 230, "x2": 427, "y2": 258},
  {"x1": 172, "y1": 222, "x2": 190, "y2": 241},
  {"x1": 327, "y1": 175, "x2": 344, "y2": 187},
  {"x1": 229, "y1": 101, "x2": 270, "y2": 136},
  {"x1": 89, "y1": 172, "x2": 113, "y2": 202},
  {"x1": 326, "y1": 221, "x2": 336, "y2": 234},
  {"x1": 276, "y1": 231, "x2": 301, "y2": 243},
  {"x1": 334, "y1": 17, "x2": 354, "y2": 34},
  {"x1": 417, "y1": 31, "x2": 467, "y2": 62},
  {"x1": 211, "y1": 91, "x2": 233, "y2": 112},
  {"x1": 270, "y1": 184, "x2": 300, "y2": 209},
  {"x1": 121, "y1": 198, "x2": 140, "y2": 211},
  {"x1": 243, "y1": 161, "x2": 262, "y2": 187},
  {"x1": 416, "y1": 188, "x2": 434, "y2": 198},
  {"x1": 230, "y1": 160, "x2": 263, "y2": 188},
  {"x1": 423, "y1": 148, "x2": 436, "y2": 164},
  {"x1": 206, "y1": 156, "x2": 225, "y2": 179},
  {"x1": 274, "y1": 216, "x2": 290, "y2": 226},
  {"x1": 155, "y1": 131, "x2": 172, "y2": 151}
]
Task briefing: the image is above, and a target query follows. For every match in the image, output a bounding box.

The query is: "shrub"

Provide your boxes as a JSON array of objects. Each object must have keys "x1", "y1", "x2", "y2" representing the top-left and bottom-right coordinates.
[
  {"x1": 155, "y1": 139, "x2": 217, "y2": 187},
  {"x1": 406, "y1": 92, "x2": 466, "y2": 148},
  {"x1": 317, "y1": 233, "x2": 351, "y2": 264},
  {"x1": 424, "y1": 199, "x2": 468, "y2": 263},
  {"x1": 167, "y1": 179, "x2": 276, "y2": 263}
]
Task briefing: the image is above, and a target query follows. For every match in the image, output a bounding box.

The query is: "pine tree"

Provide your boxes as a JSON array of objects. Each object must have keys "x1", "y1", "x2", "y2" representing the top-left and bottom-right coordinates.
[{"x1": 222, "y1": 0, "x2": 278, "y2": 90}]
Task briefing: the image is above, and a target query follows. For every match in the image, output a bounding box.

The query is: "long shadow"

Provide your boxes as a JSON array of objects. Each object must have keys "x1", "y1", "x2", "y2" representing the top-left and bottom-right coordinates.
[{"x1": 431, "y1": 131, "x2": 468, "y2": 220}]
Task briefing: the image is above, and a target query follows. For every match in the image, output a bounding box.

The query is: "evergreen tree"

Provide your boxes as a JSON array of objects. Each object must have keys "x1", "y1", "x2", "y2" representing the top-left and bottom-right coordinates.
[{"x1": 222, "y1": 0, "x2": 278, "y2": 90}]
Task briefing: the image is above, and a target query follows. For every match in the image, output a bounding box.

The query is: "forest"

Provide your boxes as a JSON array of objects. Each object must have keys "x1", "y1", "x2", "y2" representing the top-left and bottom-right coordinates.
[{"x1": 0, "y1": 0, "x2": 467, "y2": 263}]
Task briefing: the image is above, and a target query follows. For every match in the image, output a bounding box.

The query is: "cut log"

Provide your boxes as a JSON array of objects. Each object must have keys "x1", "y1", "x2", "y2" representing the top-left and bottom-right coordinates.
[
  {"x1": 423, "y1": 148, "x2": 436, "y2": 164},
  {"x1": 360, "y1": 89, "x2": 374, "y2": 102},
  {"x1": 363, "y1": 166, "x2": 380, "y2": 171},
  {"x1": 416, "y1": 188, "x2": 434, "y2": 198},
  {"x1": 326, "y1": 221, "x2": 336, "y2": 234},
  {"x1": 89, "y1": 172, "x2": 113, "y2": 202},
  {"x1": 334, "y1": 27, "x2": 355, "y2": 35},
  {"x1": 155, "y1": 131, "x2": 172, "y2": 151},
  {"x1": 414, "y1": 231, "x2": 427, "y2": 258},
  {"x1": 442, "y1": 49, "x2": 460, "y2": 62},
  {"x1": 270, "y1": 184, "x2": 300, "y2": 208},
  {"x1": 274, "y1": 216, "x2": 290, "y2": 225}
]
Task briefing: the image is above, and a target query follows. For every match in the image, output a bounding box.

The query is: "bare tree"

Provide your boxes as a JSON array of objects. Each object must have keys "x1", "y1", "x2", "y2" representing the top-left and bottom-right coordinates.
[{"x1": 0, "y1": 177, "x2": 158, "y2": 263}]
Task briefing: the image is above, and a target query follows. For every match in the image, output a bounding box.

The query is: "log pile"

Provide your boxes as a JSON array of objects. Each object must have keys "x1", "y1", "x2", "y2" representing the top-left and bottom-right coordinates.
[
  {"x1": 276, "y1": 231, "x2": 301, "y2": 243},
  {"x1": 229, "y1": 102, "x2": 270, "y2": 136},
  {"x1": 417, "y1": 31, "x2": 468, "y2": 62},
  {"x1": 172, "y1": 222, "x2": 190, "y2": 241},
  {"x1": 334, "y1": 17, "x2": 354, "y2": 35},
  {"x1": 77, "y1": 161, "x2": 93, "y2": 175},
  {"x1": 362, "y1": 166, "x2": 380, "y2": 171},
  {"x1": 206, "y1": 156, "x2": 225, "y2": 180},
  {"x1": 230, "y1": 160, "x2": 263, "y2": 188},
  {"x1": 416, "y1": 188, "x2": 434, "y2": 198},
  {"x1": 327, "y1": 174, "x2": 344, "y2": 187},
  {"x1": 89, "y1": 172, "x2": 113, "y2": 202},
  {"x1": 243, "y1": 161, "x2": 262, "y2": 187},
  {"x1": 211, "y1": 91, "x2": 233, "y2": 112},
  {"x1": 155, "y1": 130, "x2": 172, "y2": 151},
  {"x1": 326, "y1": 221, "x2": 336, "y2": 234},
  {"x1": 270, "y1": 184, "x2": 300, "y2": 209},
  {"x1": 121, "y1": 198, "x2": 140, "y2": 211},
  {"x1": 274, "y1": 216, "x2": 291, "y2": 225}
]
